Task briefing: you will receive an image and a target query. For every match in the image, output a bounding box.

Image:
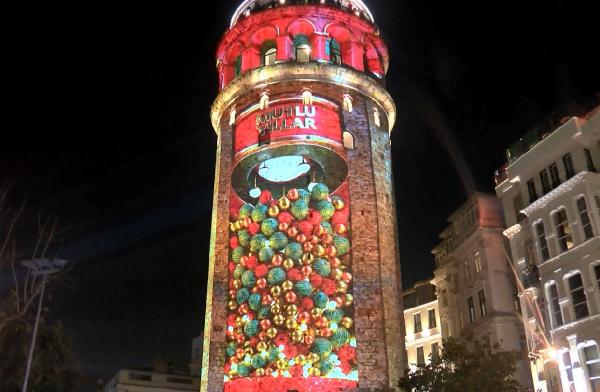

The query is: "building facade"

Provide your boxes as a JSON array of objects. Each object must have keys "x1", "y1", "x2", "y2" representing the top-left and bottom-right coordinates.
[
  {"x1": 495, "y1": 104, "x2": 600, "y2": 392},
  {"x1": 202, "y1": 1, "x2": 405, "y2": 391},
  {"x1": 431, "y1": 192, "x2": 533, "y2": 389},
  {"x1": 102, "y1": 369, "x2": 199, "y2": 392},
  {"x1": 403, "y1": 281, "x2": 442, "y2": 372}
]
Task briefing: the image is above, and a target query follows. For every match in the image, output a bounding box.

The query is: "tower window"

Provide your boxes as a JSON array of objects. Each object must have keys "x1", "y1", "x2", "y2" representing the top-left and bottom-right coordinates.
[
  {"x1": 343, "y1": 94, "x2": 353, "y2": 112},
  {"x1": 547, "y1": 283, "x2": 563, "y2": 328},
  {"x1": 234, "y1": 55, "x2": 242, "y2": 76},
  {"x1": 328, "y1": 38, "x2": 341, "y2": 65},
  {"x1": 294, "y1": 35, "x2": 311, "y2": 63},
  {"x1": 342, "y1": 131, "x2": 355, "y2": 150},
  {"x1": 263, "y1": 46, "x2": 277, "y2": 66},
  {"x1": 478, "y1": 289, "x2": 486, "y2": 316},
  {"x1": 567, "y1": 273, "x2": 589, "y2": 320},
  {"x1": 585, "y1": 149, "x2": 597, "y2": 172},
  {"x1": 553, "y1": 209, "x2": 573, "y2": 252},
  {"x1": 549, "y1": 163, "x2": 561, "y2": 188},
  {"x1": 534, "y1": 221, "x2": 550, "y2": 261},
  {"x1": 468, "y1": 296, "x2": 475, "y2": 322},
  {"x1": 527, "y1": 179, "x2": 538, "y2": 203},
  {"x1": 540, "y1": 169, "x2": 551, "y2": 194},
  {"x1": 576, "y1": 197, "x2": 594, "y2": 240},
  {"x1": 563, "y1": 153, "x2": 575, "y2": 179}
]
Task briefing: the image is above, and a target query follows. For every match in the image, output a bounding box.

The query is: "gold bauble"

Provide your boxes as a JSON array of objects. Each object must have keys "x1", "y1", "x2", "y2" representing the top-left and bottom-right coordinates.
[
  {"x1": 270, "y1": 286, "x2": 282, "y2": 297},
  {"x1": 344, "y1": 294, "x2": 354, "y2": 306},
  {"x1": 267, "y1": 327, "x2": 278, "y2": 339},
  {"x1": 228, "y1": 301, "x2": 238, "y2": 311},
  {"x1": 301, "y1": 253, "x2": 314, "y2": 265},
  {"x1": 278, "y1": 196, "x2": 291, "y2": 210},
  {"x1": 273, "y1": 314, "x2": 285, "y2": 326},
  {"x1": 235, "y1": 317, "x2": 244, "y2": 328},
  {"x1": 236, "y1": 349, "x2": 245, "y2": 359},
  {"x1": 235, "y1": 220, "x2": 244, "y2": 230},
  {"x1": 271, "y1": 303, "x2": 281, "y2": 315},
  {"x1": 285, "y1": 317, "x2": 298, "y2": 330},
  {"x1": 332, "y1": 199, "x2": 345, "y2": 210},
  {"x1": 244, "y1": 347, "x2": 254, "y2": 356},
  {"x1": 336, "y1": 280, "x2": 348, "y2": 293},
  {"x1": 294, "y1": 354, "x2": 307, "y2": 365},
  {"x1": 311, "y1": 308, "x2": 323, "y2": 318},
  {"x1": 332, "y1": 268, "x2": 343, "y2": 280},
  {"x1": 276, "y1": 358, "x2": 288, "y2": 370},
  {"x1": 257, "y1": 341, "x2": 268, "y2": 352},
  {"x1": 283, "y1": 258, "x2": 295, "y2": 270},
  {"x1": 255, "y1": 368, "x2": 265, "y2": 377},
  {"x1": 282, "y1": 280, "x2": 294, "y2": 291},
  {"x1": 308, "y1": 367, "x2": 321, "y2": 376},
  {"x1": 313, "y1": 244, "x2": 326, "y2": 257},
  {"x1": 268, "y1": 205, "x2": 280, "y2": 217},
  {"x1": 307, "y1": 353, "x2": 320, "y2": 363},
  {"x1": 233, "y1": 280, "x2": 243, "y2": 290},
  {"x1": 291, "y1": 330, "x2": 304, "y2": 344},
  {"x1": 229, "y1": 223, "x2": 237, "y2": 232},
  {"x1": 341, "y1": 316, "x2": 353, "y2": 329},
  {"x1": 286, "y1": 304, "x2": 298, "y2": 316}
]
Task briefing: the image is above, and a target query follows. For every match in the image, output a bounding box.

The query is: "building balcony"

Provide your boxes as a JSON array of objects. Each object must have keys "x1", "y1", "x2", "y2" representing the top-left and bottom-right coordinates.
[{"x1": 521, "y1": 265, "x2": 540, "y2": 290}]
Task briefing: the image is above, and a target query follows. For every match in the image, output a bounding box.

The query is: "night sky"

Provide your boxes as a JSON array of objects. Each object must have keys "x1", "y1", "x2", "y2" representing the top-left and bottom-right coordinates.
[{"x1": 2, "y1": 0, "x2": 599, "y2": 388}]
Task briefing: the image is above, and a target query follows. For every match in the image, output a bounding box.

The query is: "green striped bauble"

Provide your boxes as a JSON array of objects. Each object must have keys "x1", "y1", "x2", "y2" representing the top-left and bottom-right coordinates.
[
  {"x1": 294, "y1": 280, "x2": 313, "y2": 297},
  {"x1": 226, "y1": 342, "x2": 236, "y2": 358},
  {"x1": 316, "y1": 359, "x2": 334, "y2": 375},
  {"x1": 259, "y1": 247, "x2": 274, "y2": 262},
  {"x1": 291, "y1": 199, "x2": 309, "y2": 220},
  {"x1": 267, "y1": 267, "x2": 286, "y2": 285},
  {"x1": 239, "y1": 203, "x2": 254, "y2": 219},
  {"x1": 284, "y1": 242, "x2": 303, "y2": 260},
  {"x1": 333, "y1": 235, "x2": 350, "y2": 256},
  {"x1": 331, "y1": 327, "x2": 350, "y2": 348},
  {"x1": 251, "y1": 354, "x2": 266, "y2": 369},
  {"x1": 243, "y1": 319, "x2": 260, "y2": 337},
  {"x1": 320, "y1": 221, "x2": 333, "y2": 234},
  {"x1": 233, "y1": 265, "x2": 245, "y2": 280},
  {"x1": 311, "y1": 291, "x2": 328, "y2": 309},
  {"x1": 232, "y1": 246, "x2": 245, "y2": 264},
  {"x1": 310, "y1": 338, "x2": 333, "y2": 357},
  {"x1": 298, "y1": 189, "x2": 311, "y2": 204},
  {"x1": 316, "y1": 200, "x2": 335, "y2": 220},
  {"x1": 257, "y1": 306, "x2": 271, "y2": 319},
  {"x1": 323, "y1": 309, "x2": 344, "y2": 323},
  {"x1": 237, "y1": 230, "x2": 251, "y2": 248},
  {"x1": 310, "y1": 183, "x2": 329, "y2": 201},
  {"x1": 269, "y1": 232, "x2": 288, "y2": 251},
  {"x1": 236, "y1": 288, "x2": 250, "y2": 304},
  {"x1": 261, "y1": 218, "x2": 278, "y2": 237},
  {"x1": 241, "y1": 270, "x2": 256, "y2": 288},
  {"x1": 237, "y1": 363, "x2": 250, "y2": 377},
  {"x1": 248, "y1": 293, "x2": 262, "y2": 310},
  {"x1": 312, "y1": 258, "x2": 331, "y2": 277},
  {"x1": 268, "y1": 347, "x2": 280, "y2": 362},
  {"x1": 250, "y1": 234, "x2": 267, "y2": 253},
  {"x1": 251, "y1": 204, "x2": 268, "y2": 223}
]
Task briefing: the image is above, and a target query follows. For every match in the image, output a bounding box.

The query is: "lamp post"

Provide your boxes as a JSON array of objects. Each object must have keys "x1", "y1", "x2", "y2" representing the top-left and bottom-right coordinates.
[{"x1": 20, "y1": 258, "x2": 68, "y2": 392}]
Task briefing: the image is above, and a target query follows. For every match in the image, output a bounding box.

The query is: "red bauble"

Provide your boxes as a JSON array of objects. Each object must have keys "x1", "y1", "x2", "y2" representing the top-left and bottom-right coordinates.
[
  {"x1": 278, "y1": 212, "x2": 293, "y2": 225},
  {"x1": 230, "y1": 236, "x2": 239, "y2": 249},
  {"x1": 340, "y1": 360, "x2": 352, "y2": 375},
  {"x1": 289, "y1": 364, "x2": 303, "y2": 377},
  {"x1": 271, "y1": 254, "x2": 284, "y2": 266},
  {"x1": 240, "y1": 255, "x2": 249, "y2": 267},
  {"x1": 320, "y1": 327, "x2": 333, "y2": 338},
  {"x1": 301, "y1": 297, "x2": 314, "y2": 310},
  {"x1": 337, "y1": 345, "x2": 357, "y2": 361},
  {"x1": 299, "y1": 221, "x2": 314, "y2": 237},
  {"x1": 248, "y1": 222, "x2": 260, "y2": 235},
  {"x1": 275, "y1": 333, "x2": 289, "y2": 346},
  {"x1": 287, "y1": 188, "x2": 299, "y2": 201},
  {"x1": 331, "y1": 210, "x2": 349, "y2": 226},
  {"x1": 261, "y1": 294, "x2": 273, "y2": 306},
  {"x1": 313, "y1": 224, "x2": 326, "y2": 236},
  {"x1": 303, "y1": 242, "x2": 314, "y2": 252},
  {"x1": 297, "y1": 311, "x2": 311, "y2": 324},
  {"x1": 309, "y1": 273, "x2": 323, "y2": 288},
  {"x1": 256, "y1": 278, "x2": 267, "y2": 290},
  {"x1": 283, "y1": 344, "x2": 298, "y2": 359},
  {"x1": 259, "y1": 190, "x2": 272, "y2": 204},
  {"x1": 285, "y1": 291, "x2": 297, "y2": 303},
  {"x1": 304, "y1": 335, "x2": 315, "y2": 346},
  {"x1": 228, "y1": 262, "x2": 236, "y2": 273},
  {"x1": 321, "y1": 233, "x2": 334, "y2": 245},
  {"x1": 296, "y1": 234, "x2": 307, "y2": 244},
  {"x1": 321, "y1": 278, "x2": 336, "y2": 295},
  {"x1": 301, "y1": 265, "x2": 313, "y2": 277},
  {"x1": 246, "y1": 255, "x2": 258, "y2": 269},
  {"x1": 249, "y1": 337, "x2": 258, "y2": 347},
  {"x1": 342, "y1": 271, "x2": 352, "y2": 283},
  {"x1": 287, "y1": 268, "x2": 303, "y2": 282},
  {"x1": 227, "y1": 314, "x2": 237, "y2": 326},
  {"x1": 309, "y1": 235, "x2": 320, "y2": 245},
  {"x1": 254, "y1": 264, "x2": 268, "y2": 278},
  {"x1": 260, "y1": 319, "x2": 272, "y2": 330},
  {"x1": 334, "y1": 296, "x2": 344, "y2": 308},
  {"x1": 307, "y1": 210, "x2": 322, "y2": 225}
]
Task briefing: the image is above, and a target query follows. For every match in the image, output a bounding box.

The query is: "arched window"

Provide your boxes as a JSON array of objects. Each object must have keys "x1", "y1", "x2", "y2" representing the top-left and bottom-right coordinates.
[
  {"x1": 329, "y1": 38, "x2": 341, "y2": 65},
  {"x1": 294, "y1": 35, "x2": 311, "y2": 63},
  {"x1": 262, "y1": 41, "x2": 277, "y2": 66},
  {"x1": 343, "y1": 94, "x2": 353, "y2": 112},
  {"x1": 343, "y1": 131, "x2": 355, "y2": 150},
  {"x1": 234, "y1": 55, "x2": 242, "y2": 77}
]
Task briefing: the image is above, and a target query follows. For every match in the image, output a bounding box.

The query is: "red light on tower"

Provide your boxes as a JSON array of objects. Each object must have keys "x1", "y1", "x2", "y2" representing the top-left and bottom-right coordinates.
[{"x1": 202, "y1": 1, "x2": 406, "y2": 391}]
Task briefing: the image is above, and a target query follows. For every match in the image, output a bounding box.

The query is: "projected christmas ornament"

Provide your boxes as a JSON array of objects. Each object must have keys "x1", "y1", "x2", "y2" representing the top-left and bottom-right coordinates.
[{"x1": 202, "y1": 1, "x2": 405, "y2": 391}]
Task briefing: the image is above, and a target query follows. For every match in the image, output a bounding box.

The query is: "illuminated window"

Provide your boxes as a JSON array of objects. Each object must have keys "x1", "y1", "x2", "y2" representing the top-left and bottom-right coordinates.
[
  {"x1": 535, "y1": 221, "x2": 550, "y2": 261},
  {"x1": 474, "y1": 251, "x2": 482, "y2": 273},
  {"x1": 568, "y1": 273, "x2": 589, "y2": 320},
  {"x1": 263, "y1": 47, "x2": 277, "y2": 66},
  {"x1": 302, "y1": 89, "x2": 313, "y2": 105},
  {"x1": 463, "y1": 259, "x2": 470, "y2": 281},
  {"x1": 428, "y1": 309, "x2": 436, "y2": 328},
  {"x1": 468, "y1": 297, "x2": 475, "y2": 322},
  {"x1": 576, "y1": 197, "x2": 594, "y2": 240},
  {"x1": 553, "y1": 209, "x2": 573, "y2": 252},
  {"x1": 342, "y1": 131, "x2": 355, "y2": 150},
  {"x1": 416, "y1": 346, "x2": 425, "y2": 366},
  {"x1": 584, "y1": 344, "x2": 600, "y2": 389},
  {"x1": 234, "y1": 55, "x2": 242, "y2": 76},
  {"x1": 478, "y1": 289, "x2": 486, "y2": 316},
  {"x1": 294, "y1": 35, "x2": 310, "y2": 63},
  {"x1": 373, "y1": 108, "x2": 381, "y2": 127},
  {"x1": 259, "y1": 92, "x2": 269, "y2": 110},
  {"x1": 228, "y1": 107, "x2": 236, "y2": 126},
  {"x1": 343, "y1": 94, "x2": 353, "y2": 112},
  {"x1": 561, "y1": 351, "x2": 574, "y2": 384},
  {"x1": 257, "y1": 156, "x2": 310, "y2": 183},
  {"x1": 413, "y1": 313, "x2": 422, "y2": 333},
  {"x1": 547, "y1": 283, "x2": 563, "y2": 328},
  {"x1": 329, "y1": 38, "x2": 341, "y2": 65},
  {"x1": 431, "y1": 342, "x2": 440, "y2": 360}
]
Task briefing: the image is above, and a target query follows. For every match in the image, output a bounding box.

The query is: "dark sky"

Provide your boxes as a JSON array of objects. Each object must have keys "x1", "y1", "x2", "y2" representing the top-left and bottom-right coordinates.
[{"x1": 1, "y1": 0, "x2": 599, "y2": 388}]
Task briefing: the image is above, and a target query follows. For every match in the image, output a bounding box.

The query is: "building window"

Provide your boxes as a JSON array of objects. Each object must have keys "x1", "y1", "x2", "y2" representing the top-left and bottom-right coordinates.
[
  {"x1": 527, "y1": 179, "x2": 538, "y2": 203},
  {"x1": 416, "y1": 346, "x2": 425, "y2": 366},
  {"x1": 554, "y1": 209, "x2": 573, "y2": 252},
  {"x1": 548, "y1": 283, "x2": 563, "y2": 328},
  {"x1": 550, "y1": 162, "x2": 561, "y2": 188},
  {"x1": 464, "y1": 259, "x2": 470, "y2": 280},
  {"x1": 428, "y1": 309, "x2": 437, "y2": 329},
  {"x1": 262, "y1": 44, "x2": 277, "y2": 66},
  {"x1": 540, "y1": 169, "x2": 551, "y2": 194},
  {"x1": 535, "y1": 221, "x2": 550, "y2": 261},
  {"x1": 585, "y1": 149, "x2": 597, "y2": 172},
  {"x1": 568, "y1": 273, "x2": 589, "y2": 320},
  {"x1": 563, "y1": 153, "x2": 575, "y2": 179},
  {"x1": 294, "y1": 35, "x2": 310, "y2": 63},
  {"x1": 474, "y1": 251, "x2": 482, "y2": 273},
  {"x1": 431, "y1": 342, "x2": 440, "y2": 360},
  {"x1": 584, "y1": 344, "x2": 600, "y2": 389},
  {"x1": 342, "y1": 94, "x2": 353, "y2": 112},
  {"x1": 561, "y1": 351, "x2": 575, "y2": 384},
  {"x1": 576, "y1": 197, "x2": 594, "y2": 240},
  {"x1": 234, "y1": 55, "x2": 242, "y2": 76},
  {"x1": 328, "y1": 38, "x2": 341, "y2": 65},
  {"x1": 478, "y1": 289, "x2": 486, "y2": 316},
  {"x1": 414, "y1": 313, "x2": 422, "y2": 333},
  {"x1": 342, "y1": 131, "x2": 355, "y2": 149},
  {"x1": 594, "y1": 264, "x2": 600, "y2": 289},
  {"x1": 373, "y1": 108, "x2": 381, "y2": 127},
  {"x1": 468, "y1": 296, "x2": 475, "y2": 322}
]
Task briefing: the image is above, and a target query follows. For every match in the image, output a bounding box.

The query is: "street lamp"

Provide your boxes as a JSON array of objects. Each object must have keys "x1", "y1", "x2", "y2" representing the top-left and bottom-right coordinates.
[{"x1": 20, "y1": 258, "x2": 68, "y2": 392}]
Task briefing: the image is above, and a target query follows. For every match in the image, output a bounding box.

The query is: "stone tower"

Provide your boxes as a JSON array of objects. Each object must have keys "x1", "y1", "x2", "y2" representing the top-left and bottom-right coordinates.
[{"x1": 202, "y1": 1, "x2": 406, "y2": 391}]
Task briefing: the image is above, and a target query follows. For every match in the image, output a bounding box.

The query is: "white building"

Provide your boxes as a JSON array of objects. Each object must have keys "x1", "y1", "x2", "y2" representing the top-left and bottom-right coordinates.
[
  {"x1": 432, "y1": 193, "x2": 533, "y2": 389},
  {"x1": 101, "y1": 368, "x2": 199, "y2": 392},
  {"x1": 495, "y1": 103, "x2": 600, "y2": 392},
  {"x1": 403, "y1": 281, "x2": 442, "y2": 371}
]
